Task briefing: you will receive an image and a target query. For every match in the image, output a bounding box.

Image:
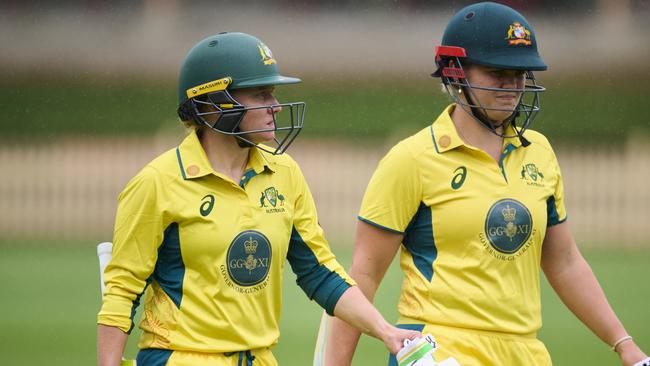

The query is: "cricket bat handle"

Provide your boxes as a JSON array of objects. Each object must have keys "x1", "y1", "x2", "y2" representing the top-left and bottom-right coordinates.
[
  {"x1": 97, "y1": 242, "x2": 113, "y2": 296},
  {"x1": 96, "y1": 242, "x2": 137, "y2": 366}
]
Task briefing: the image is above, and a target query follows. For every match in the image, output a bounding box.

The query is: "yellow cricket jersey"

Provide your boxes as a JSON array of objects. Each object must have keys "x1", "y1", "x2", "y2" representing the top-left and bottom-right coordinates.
[
  {"x1": 97, "y1": 130, "x2": 355, "y2": 353},
  {"x1": 359, "y1": 105, "x2": 567, "y2": 336}
]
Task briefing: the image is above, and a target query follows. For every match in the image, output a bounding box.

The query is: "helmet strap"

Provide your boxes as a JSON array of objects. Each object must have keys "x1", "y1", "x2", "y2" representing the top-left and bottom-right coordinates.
[
  {"x1": 234, "y1": 135, "x2": 256, "y2": 149},
  {"x1": 445, "y1": 58, "x2": 511, "y2": 136},
  {"x1": 463, "y1": 89, "x2": 530, "y2": 147},
  {"x1": 456, "y1": 77, "x2": 530, "y2": 147},
  {"x1": 511, "y1": 119, "x2": 531, "y2": 147},
  {"x1": 460, "y1": 85, "x2": 507, "y2": 133},
  {"x1": 435, "y1": 51, "x2": 543, "y2": 147}
]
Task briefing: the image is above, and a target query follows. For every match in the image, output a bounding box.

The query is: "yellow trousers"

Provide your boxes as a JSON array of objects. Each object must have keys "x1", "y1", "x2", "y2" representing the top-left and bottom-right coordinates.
[
  {"x1": 389, "y1": 323, "x2": 552, "y2": 366},
  {"x1": 136, "y1": 348, "x2": 277, "y2": 366}
]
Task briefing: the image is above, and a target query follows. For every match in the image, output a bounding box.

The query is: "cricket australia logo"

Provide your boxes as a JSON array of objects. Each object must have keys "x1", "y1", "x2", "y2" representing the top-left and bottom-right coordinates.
[
  {"x1": 505, "y1": 21, "x2": 532, "y2": 46},
  {"x1": 484, "y1": 199, "x2": 533, "y2": 254},
  {"x1": 520, "y1": 163, "x2": 545, "y2": 187},
  {"x1": 226, "y1": 230, "x2": 272, "y2": 287},
  {"x1": 258, "y1": 43, "x2": 277, "y2": 65},
  {"x1": 259, "y1": 187, "x2": 286, "y2": 213}
]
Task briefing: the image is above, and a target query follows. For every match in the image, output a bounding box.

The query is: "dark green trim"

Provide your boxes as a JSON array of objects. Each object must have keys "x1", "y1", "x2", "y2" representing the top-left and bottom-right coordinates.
[
  {"x1": 547, "y1": 196, "x2": 568, "y2": 227},
  {"x1": 153, "y1": 223, "x2": 185, "y2": 308},
  {"x1": 499, "y1": 143, "x2": 518, "y2": 182},
  {"x1": 388, "y1": 324, "x2": 426, "y2": 366},
  {"x1": 286, "y1": 226, "x2": 351, "y2": 315},
  {"x1": 175, "y1": 147, "x2": 187, "y2": 180},
  {"x1": 224, "y1": 350, "x2": 255, "y2": 366},
  {"x1": 546, "y1": 196, "x2": 559, "y2": 226},
  {"x1": 239, "y1": 168, "x2": 257, "y2": 188},
  {"x1": 358, "y1": 216, "x2": 404, "y2": 235},
  {"x1": 402, "y1": 202, "x2": 437, "y2": 282},
  {"x1": 128, "y1": 278, "x2": 151, "y2": 334},
  {"x1": 430, "y1": 126, "x2": 440, "y2": 154},
  {"x1": 137, "y1": 348, "x2": 173, "y2": 365},
  {"x1": 396, "y1": 323, "x2": 426, "y2": 331}
]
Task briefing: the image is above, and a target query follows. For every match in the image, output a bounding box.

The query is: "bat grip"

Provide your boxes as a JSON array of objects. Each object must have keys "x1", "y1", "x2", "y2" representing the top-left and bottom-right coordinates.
[{"x1": 97, "y1": 242, "x2": 113, "y2": 296}]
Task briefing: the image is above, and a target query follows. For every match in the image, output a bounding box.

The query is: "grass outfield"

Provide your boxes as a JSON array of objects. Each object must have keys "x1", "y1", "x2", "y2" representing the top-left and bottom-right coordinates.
[{"x1": 0, "y1": 243, "x2": 648, "y2": 365}]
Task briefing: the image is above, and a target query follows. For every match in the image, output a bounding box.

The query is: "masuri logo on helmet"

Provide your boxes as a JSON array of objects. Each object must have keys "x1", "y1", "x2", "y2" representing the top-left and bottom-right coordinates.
[
  {"x1": 186, "y1": 77, "x2": 232, "y2": 99},
  {"x1": 177, "y1": 32, "x2": 305, "y2": 155}
]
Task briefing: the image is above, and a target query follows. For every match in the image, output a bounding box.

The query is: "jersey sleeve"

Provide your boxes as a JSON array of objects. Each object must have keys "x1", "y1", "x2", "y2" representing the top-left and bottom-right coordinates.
[
  {"x1": 546, "y1": 145, "x2": 568, "y2": 226},
  {"x1": 97, "y1": 166, "x2": 165, "y2": 332},
  {"x1": 359, "y1": 142, "x2": 422, "y2": 233},
  {"x1": 285, "y1": 162, "x2": 356, "y2": 316}
]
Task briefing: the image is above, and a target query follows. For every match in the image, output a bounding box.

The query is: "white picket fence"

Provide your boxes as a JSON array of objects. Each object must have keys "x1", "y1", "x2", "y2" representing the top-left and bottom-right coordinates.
[{"x1": 1, "y1": 135, "x2": 648, "y2": 248}]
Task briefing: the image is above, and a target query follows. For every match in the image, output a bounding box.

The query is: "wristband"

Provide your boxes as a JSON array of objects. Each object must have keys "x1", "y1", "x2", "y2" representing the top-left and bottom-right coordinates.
[{"x1": 611, "y1": 335, "x2": 633, "y2": 352}]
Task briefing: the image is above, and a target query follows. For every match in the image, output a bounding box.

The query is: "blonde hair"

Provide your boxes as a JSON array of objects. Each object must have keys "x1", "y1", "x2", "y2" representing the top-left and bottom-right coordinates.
[
  {"x1": 182, "y1": 119, "x2": 200, "y2": 129},
  {"x1": 182, "y1": 119, "x2": 206, "y2": 136}
]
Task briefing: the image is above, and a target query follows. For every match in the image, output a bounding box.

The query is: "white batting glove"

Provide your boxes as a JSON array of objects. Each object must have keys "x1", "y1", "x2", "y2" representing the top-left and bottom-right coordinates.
[
  {"x1": 396, "y1": 334, "x2": 460, "y2": 366},
  {"x1": 396, "y1": 333, "x2": 437, "y2": 366}
]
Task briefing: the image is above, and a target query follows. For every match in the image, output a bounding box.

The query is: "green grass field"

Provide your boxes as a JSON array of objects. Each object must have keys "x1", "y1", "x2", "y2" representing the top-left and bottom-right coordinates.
[{"x1": 0, "y1": 243, "x2": 647, "y2": 365}]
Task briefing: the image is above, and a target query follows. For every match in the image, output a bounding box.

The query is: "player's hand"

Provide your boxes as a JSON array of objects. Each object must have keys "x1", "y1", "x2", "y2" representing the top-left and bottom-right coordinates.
[
  {"x1": 617, "y1": 340, "x2": 648, "y2": 366},
  {"x1": 382, "y1": 326, "x2": 421, "y2": 355}
]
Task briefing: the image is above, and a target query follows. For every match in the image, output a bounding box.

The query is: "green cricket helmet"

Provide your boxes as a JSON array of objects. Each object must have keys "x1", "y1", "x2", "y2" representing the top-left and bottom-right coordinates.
[
  {"x1": 177, "y1": 32, "x2": 305, "y2": 155},
  {"x1": 432, "y1": 2, "x2": 547, "y2": 146}
]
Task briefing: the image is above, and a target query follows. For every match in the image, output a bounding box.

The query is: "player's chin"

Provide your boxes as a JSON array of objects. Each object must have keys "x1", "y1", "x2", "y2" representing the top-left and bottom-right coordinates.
[
  {"x1": 247, "y1": 131, "x2": 276, "y2": 144},
  {"x1": 486, "y1": 105, "x2": 516, "y2": 120},
  {"x1": 493, "y1": 99, "x2": 517, "y2": 108}
]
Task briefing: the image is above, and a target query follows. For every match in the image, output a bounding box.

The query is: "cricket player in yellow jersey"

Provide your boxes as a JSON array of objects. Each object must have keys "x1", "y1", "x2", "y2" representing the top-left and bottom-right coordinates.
[
  {"x1": 323, "y1": 2, "x2": 648, "y2": 366},
  {"x1": 97, "y1": 32, "x2": 419, "y2": 366}
]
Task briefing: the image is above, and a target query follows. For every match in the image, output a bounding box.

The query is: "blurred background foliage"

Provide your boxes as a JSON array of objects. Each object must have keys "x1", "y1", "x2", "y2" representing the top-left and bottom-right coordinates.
[
  {"x1": 2, "y1": 0, "x2": 649, "y2": 145},
  {"x1": 2, "y1": 71, "x2": 649, "y2": 144}
]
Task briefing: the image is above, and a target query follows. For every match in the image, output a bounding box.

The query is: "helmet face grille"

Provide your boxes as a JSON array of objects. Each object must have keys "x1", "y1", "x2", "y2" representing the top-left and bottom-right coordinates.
[
  {"x1": 432, "y1": 2, "x2": 547, "y2": 140},
  {"x1": 438, "y1": 55, "x2": 545, "y2": 139},
  {"x1": 191, "y1": 90, "x2": 306, "y2": 155}
]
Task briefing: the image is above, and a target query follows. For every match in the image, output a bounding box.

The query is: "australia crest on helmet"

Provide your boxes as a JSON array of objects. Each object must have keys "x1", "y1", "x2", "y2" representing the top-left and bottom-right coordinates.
[
  {"x1": 505, "y1": 21, "x2": 532, "y2": 46},
  {"x1": 258, "y1": 43, "x2": 277, "y2": 65}
]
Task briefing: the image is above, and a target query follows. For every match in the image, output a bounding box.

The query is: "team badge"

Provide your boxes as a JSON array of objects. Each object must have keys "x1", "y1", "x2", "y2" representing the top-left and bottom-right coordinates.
[
  {"x1": 505, "y1": 21, "x2": 532, "y2": 46},
  {"x1": 226, "y1": 230, "x2": 272, "y2": 286},
  {"x1": 520, "y1": 163, "x2": 545, "y2": 187},
  {"x1": 258, "y1": 43, "x2": 277, "y2": 65},
  {"x1": 484, "y1": 199, "x2": 532, "y2": 254},
  {"x1": 259, "y1": 187, "x2": 286, "y2": 213}
]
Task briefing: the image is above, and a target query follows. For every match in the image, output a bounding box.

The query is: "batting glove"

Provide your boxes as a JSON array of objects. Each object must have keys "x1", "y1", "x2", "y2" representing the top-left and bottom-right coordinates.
[{"x1": 396, "y1": 334, "x2": 460, "y2": 366}]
